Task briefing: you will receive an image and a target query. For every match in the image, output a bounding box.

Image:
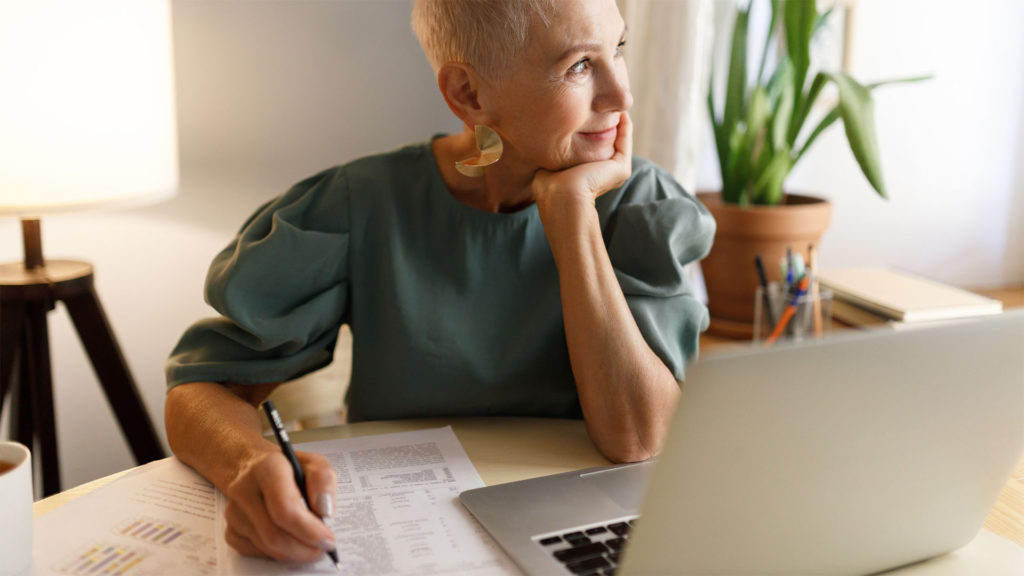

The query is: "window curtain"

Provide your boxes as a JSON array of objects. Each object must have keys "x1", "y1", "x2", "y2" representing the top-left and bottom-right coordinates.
[
  {"x1": 618, "y1": 0, "x2": 715, "y2": 303},
  {"x1": 617, "y1": 0, "x2": 715, "y2": 193}
]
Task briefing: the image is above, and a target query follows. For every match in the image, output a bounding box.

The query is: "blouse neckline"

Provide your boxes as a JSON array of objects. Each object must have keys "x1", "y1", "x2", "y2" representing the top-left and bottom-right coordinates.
[{"x1": 423, "y1": 136, "x2": 539, "y2": 225}]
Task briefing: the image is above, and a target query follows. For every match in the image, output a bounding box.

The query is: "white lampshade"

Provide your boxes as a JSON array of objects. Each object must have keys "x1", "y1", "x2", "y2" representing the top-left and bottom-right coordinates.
[{"x1": 0, "y1": 0, "x2": 178, "y2": 218}]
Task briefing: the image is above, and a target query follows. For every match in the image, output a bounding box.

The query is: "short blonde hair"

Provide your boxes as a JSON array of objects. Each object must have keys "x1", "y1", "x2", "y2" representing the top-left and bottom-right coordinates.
[{"x1": 411, "y1": 0, "x2": 553, "y2": 82}]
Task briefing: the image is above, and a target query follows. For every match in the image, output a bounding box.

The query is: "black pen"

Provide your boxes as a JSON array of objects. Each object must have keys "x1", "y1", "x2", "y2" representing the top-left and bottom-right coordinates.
[
  {"x1": 261, "y1": 400, "x2": 341, "y2": 570},
  {"x1": 755, "y1": 254, "x2": 777, "y2": 330}
]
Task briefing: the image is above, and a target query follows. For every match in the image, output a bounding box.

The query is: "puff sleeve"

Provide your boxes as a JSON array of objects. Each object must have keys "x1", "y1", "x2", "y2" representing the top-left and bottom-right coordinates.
[
  {"x1": 165, "y1": 167, "x2": 351, "y2": 389},
  {"x1": 601, "y1": 159, "x2": 716, "y2": 381}
]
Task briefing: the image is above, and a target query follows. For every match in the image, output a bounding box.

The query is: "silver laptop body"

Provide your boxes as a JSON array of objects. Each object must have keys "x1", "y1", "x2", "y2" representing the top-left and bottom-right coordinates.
[{"x1": 460, "y1": 310, "x2": 1024, "y2": 575}]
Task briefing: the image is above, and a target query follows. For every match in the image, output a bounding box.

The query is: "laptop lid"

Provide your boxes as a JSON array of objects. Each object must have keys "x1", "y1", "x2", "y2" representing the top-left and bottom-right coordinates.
[{"x1": 618, "y1": 310, "x2": 1024, "y2": 575}]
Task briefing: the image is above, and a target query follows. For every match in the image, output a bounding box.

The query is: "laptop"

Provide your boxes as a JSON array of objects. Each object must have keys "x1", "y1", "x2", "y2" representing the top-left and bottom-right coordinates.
[{"x1": 460, "y1": 310, "x2": 1024, "y2": 575}]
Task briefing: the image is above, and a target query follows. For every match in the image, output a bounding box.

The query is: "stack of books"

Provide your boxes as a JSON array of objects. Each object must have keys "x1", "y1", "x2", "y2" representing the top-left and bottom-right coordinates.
[{"x1": 818, "y1": 267, "x2": 1004, "y2": 329}]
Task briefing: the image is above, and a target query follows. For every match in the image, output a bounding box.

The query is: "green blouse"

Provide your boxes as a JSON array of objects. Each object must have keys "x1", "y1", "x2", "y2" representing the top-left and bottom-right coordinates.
[{"x1": 166, "y1": 140, "x2": 715, "y2": 421}]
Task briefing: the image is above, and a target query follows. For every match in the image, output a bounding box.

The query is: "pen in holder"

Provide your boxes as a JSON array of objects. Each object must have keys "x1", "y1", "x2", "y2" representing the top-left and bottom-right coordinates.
[{"x1": 754, "y1": 282, "x2": 833, "y2": 344}]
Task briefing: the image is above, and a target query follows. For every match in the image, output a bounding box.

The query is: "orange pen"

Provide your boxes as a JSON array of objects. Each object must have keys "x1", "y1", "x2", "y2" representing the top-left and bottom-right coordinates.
[{"x1": 765, "y1": 275, "x2": 811, "y2": 346}]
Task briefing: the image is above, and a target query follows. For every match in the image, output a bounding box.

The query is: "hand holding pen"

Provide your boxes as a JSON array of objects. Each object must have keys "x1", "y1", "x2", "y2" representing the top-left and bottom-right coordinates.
[
  {"x1": 219, "y1": 403, "x2": 339, "y2": 564},
  {"x1": 261, "y1": 400, "x2": 342, "y2": 570}
]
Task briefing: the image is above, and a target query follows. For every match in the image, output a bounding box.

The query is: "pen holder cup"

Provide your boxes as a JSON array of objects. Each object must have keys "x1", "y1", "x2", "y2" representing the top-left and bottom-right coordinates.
[{"x1": 753, "y1": 283, "x2": 833, "y2": 343}]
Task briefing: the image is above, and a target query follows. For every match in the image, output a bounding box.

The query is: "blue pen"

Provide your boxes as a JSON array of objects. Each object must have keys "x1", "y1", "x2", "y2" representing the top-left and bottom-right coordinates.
[{"x1": 786, "y1": 246, "x2": 794, "y2": 291}]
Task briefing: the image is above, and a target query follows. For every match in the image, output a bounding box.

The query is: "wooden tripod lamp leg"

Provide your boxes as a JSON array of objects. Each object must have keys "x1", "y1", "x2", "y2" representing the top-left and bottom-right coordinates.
[
  {"x1": 62, "y1": 285, "x2": 166, "y2": 464},
  {"x1": 10, "y1": 346, "x2": 34, "y2": 454},
  {"x1": 0, "y1": 301, "x2": 25, "y2": 416},
  {"x1": 1, "y1": 299, "x2": 62, "y2": 496},
  {"x1": 2, "y1": 218, "x2": 165, "y2": 496},
  {"x1": 25, "y1": 301, "x2": 62, "y2": 496}
]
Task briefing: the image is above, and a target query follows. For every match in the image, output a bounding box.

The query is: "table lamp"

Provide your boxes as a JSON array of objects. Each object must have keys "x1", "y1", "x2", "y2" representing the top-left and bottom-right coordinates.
[{"x1": 0, "y1": 0, "x2": 177, "y2": 496}]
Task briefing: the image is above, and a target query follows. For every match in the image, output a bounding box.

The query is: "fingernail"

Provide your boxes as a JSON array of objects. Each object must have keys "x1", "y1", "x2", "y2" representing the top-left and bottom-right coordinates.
[
  {"x1": 318, "y1": 538, "x2": 337, "y2": 552},
  {"x1": 316, "y1": 492, "x2": 334, "y2": 520}
]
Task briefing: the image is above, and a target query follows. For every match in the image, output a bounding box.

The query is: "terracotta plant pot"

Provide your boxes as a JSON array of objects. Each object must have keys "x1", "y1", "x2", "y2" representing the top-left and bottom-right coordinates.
[{"x1": 697, "y1": 192, "x2": 833, "y2": 339}]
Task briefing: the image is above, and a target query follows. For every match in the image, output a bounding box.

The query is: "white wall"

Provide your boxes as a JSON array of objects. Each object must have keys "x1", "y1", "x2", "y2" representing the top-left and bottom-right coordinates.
[{"x1": 2, "y1": 0, "x2": 1021, "y2": 491}]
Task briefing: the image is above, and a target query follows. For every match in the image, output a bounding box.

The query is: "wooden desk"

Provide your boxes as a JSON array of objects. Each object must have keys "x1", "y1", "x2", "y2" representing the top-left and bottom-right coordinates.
[
  {"x1": 33, "y1": 418, "x2": 607, "y2": 518},
  {"x1": 33, "y1": 288, "x2": 1024, "y2": 572},
  {"x1": 35, "y1": 417, "x2": 1024, "y2": 575}
]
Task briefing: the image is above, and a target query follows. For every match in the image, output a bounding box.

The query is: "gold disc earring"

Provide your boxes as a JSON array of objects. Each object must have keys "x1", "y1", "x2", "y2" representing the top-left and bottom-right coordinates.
[{"x1": 455, "y1": 125, "x2": 503, "y2": 178}]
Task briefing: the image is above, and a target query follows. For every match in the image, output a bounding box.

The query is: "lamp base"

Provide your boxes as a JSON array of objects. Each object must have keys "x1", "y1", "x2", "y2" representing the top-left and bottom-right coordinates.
[
  {"x1": 0, "y1": 258, "x2": 165, "y2": 496},
  {"x1": 0, "y1": 259, "x2": 92, "y2": 296}
]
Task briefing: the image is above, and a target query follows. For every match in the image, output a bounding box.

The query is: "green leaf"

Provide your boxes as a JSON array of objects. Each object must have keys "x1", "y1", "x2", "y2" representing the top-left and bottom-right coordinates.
[
  {"x1": 771, "y1": 65, "x2": 795, "y2": 151},
  {"x1": 733, "y1": 87, "x2": 770, "y2": 203},
  {"x1": 756, "y1": 0, "x2": 783, "y2": 86},
  {"x1": 707, "y1": 72, "x2": 729, "y2": 183},
  {"x1": 751, "y1": 133, "x2": 775, "y2": 185},
  {"x1": 765, "y1": 56, "x2": 792, "y2": 103},
  {"x1": 723, "y1": 5, "x2": 750, "y2": 148},
  {"x1": 784, "y1": 0, "x2": 817, "y2": 98},
  {"x1": 794, "y1": 106, "x2": 840, "y2": 166},
  {"x1": 783, "y1": 0, "x2": 816, "y2": 149},
  {"x1": 866, "y1": 75, "x2": 934, "y2": 90},
  {"x1": 789, "y1": 71, "x2": 827, "y2": 146},
  {"x1": 794, "y1": 74, "x2": 932, "y2": 167},
  {"x1": 747, "y1": 86, "x2": 770, "y2": 137},
  {"x1": 814, "y1": 5, "x2": 836, "y2": 36},
  {"x1": 723, "y1": 125, "x2": 748, "y2": 203},
  {"x1": 827, "y1": 72, "x2": 888, "y2": 199},
  {"x1": 752, "y1": 146, "x2": 792, "y2": 204}
]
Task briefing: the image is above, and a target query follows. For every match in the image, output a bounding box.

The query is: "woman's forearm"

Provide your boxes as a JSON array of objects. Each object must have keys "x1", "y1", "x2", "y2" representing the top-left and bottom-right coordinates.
[
  {"x1": 538, "y1": 197, "x2": 679, "y2": 463},
  {"x1": 164, "y1": 381, "x2": 280, "y2": 491}
]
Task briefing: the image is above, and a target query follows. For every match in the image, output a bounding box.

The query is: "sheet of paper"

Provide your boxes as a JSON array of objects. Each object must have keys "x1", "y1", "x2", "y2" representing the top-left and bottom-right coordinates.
[
  {"x1": 216, "y1": 426, "x2": 520, "y2": 576},
  {"x1": 33, "y1": 457, "x2": 218, "y2": 576}
]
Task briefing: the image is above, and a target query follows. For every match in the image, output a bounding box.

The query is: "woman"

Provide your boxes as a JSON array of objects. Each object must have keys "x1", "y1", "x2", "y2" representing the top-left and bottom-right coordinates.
[{"x1": 165, "y1": 0, "x2": 714, "y2": 563}]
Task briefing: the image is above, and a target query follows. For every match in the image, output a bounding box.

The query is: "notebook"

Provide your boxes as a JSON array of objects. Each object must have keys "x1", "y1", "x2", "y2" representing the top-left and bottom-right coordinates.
[
  {"x1": 460, "y1": 310, "x2": 1024, "y2": 575},
  {"x1": 817, "y1": 267, "x2": 1003, "y2": 323}
]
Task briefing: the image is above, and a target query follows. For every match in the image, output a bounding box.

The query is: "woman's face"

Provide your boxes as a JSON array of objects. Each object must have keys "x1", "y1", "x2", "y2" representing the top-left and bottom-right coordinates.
[{"x1": 481, "y1": 0, "x2": 632, "y2": 172}]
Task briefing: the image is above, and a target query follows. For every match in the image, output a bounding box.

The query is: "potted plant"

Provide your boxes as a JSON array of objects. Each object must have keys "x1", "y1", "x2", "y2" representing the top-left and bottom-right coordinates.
[{"x1": 700, "y1": 0, "x2": 925, "y2": 337}]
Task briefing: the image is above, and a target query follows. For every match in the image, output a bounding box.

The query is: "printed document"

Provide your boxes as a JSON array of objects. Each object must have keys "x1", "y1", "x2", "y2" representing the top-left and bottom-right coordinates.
[
  {"x1": 216, "y1": 426, "x2": 520, "y2": 575},
  {"x1": 33, "y1": 458, "x2": 218, "y2": 576}
]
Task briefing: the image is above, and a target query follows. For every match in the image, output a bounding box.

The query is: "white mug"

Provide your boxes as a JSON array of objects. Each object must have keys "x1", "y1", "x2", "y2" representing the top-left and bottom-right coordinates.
[{"x1": 0, "y1": 442, "x2": 33, "y2": 576}]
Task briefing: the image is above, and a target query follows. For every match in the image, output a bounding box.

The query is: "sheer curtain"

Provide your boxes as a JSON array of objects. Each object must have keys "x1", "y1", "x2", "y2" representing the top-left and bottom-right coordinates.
[
  {"x1": 618, "y1": 0, "x2": 715, "y2": 302},
  {"x1": 618, "y1": 0, "x2": 714, "y2": 193}
]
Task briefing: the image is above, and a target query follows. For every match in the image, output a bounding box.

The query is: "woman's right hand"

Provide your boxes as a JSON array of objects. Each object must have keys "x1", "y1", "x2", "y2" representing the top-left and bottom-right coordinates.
[
  {"x1": 165, "y1": 381, "x2": 339, "y2": 563},
  {"x1": 221, "y1": 446, "x2": 338, "y2": 562}
]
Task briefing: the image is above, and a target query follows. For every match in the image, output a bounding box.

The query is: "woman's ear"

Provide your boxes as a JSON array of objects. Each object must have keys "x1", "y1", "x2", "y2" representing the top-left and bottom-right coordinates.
[{"x1": 438, "y1": 62, "x2": 490, "y2": 127}]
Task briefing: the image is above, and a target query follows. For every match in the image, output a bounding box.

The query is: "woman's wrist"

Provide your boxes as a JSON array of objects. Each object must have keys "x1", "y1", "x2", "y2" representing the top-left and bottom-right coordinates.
[
  {"x1": 537, "y1": 192, "x2": 599, "y2": 255},
  {"x1": 166, "y1": 381, "x2": 281, "y2": 492}
]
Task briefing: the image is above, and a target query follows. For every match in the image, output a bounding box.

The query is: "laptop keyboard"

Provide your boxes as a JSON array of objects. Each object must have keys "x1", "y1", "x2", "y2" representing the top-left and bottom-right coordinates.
[{"x1": 535, "y1": 517, "x2": 637, "y2": 575}]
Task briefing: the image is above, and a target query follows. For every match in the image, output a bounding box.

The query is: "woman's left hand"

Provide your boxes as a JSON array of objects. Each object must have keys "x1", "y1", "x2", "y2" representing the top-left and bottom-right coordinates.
[
  {"x1": 529, "y1": 110, "x2": 678, "y2": 463},
  {"x1": 531, "y1": 113, "x2": 633, "y2": 212}
]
